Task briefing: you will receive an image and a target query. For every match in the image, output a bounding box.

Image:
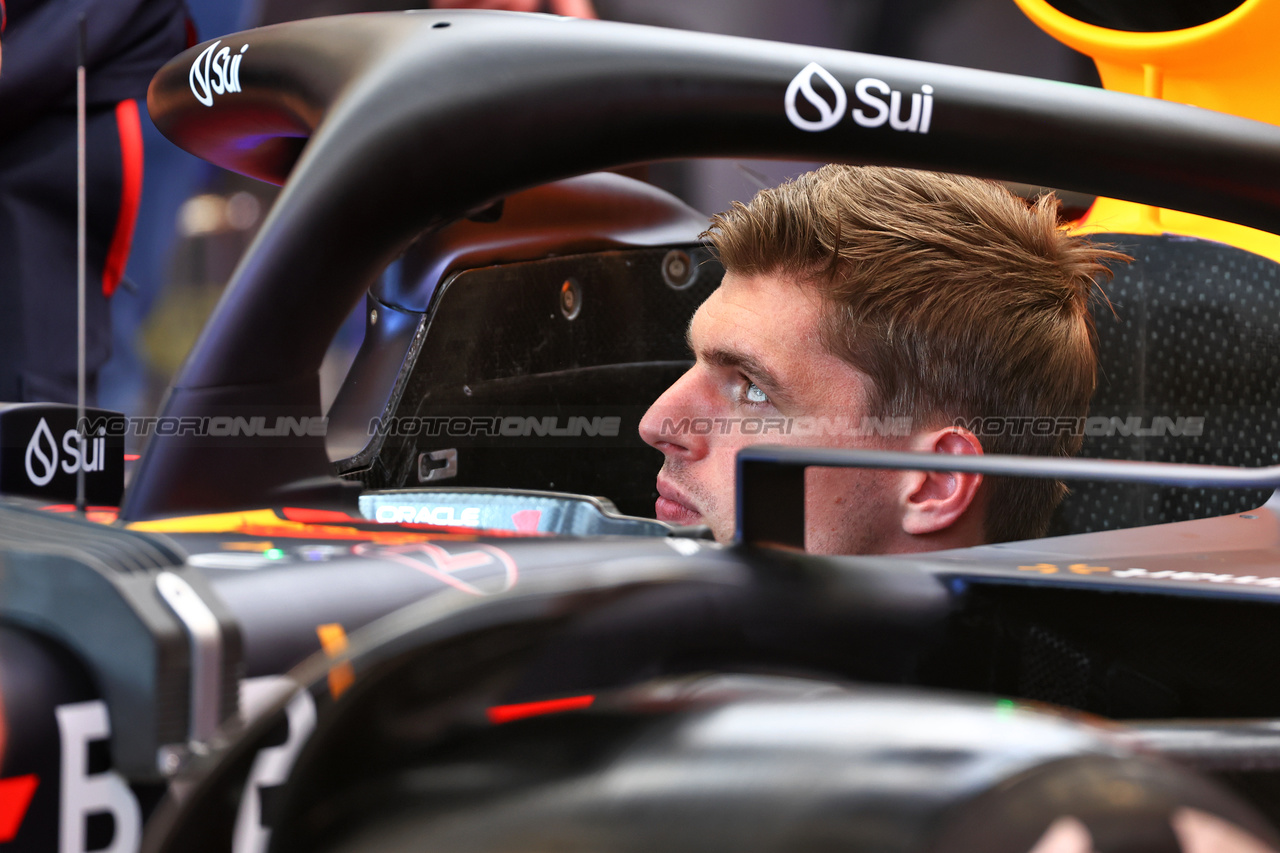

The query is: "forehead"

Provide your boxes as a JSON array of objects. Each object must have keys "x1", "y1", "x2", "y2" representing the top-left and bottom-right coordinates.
[
  {"x1": 688, "y1": 271, "x2": 824, "y2": 351},
  {"x1": 691, "y1": 268, "x2": 819, "y2": 333},
  {"x1": 687, "y1": 271, "x2": 873, "y2": 403}
]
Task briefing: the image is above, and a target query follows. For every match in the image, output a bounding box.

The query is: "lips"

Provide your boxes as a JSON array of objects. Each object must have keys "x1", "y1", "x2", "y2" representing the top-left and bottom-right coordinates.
[{"x1": 655, "y1": 477, "x2": 701, "y2": 525}]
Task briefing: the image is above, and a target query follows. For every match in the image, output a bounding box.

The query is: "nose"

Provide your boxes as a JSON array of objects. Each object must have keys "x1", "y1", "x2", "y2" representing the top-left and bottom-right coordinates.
[{"x1": 639, "y1": 366, "x2": 709, "y2": 461}]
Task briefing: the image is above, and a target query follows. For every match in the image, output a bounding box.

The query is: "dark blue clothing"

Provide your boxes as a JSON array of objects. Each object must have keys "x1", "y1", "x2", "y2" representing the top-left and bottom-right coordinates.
[
  {"x1": 0, "y1": 0, "x2": 190, "y2": 404},
  {"x1": 0, "y1": 0, "x2": 190, "y2": 140}
]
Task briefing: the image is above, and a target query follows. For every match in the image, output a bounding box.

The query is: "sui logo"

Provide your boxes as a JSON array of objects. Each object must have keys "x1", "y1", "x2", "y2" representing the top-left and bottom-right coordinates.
[
  {"x1": 22, "y1": 417, "x2": 107, "y2": 487},
  {"x1": 785, "y1": 62, "x2": 847, "y2": 132},
  {"x1": 24, "y1": 418, "x2": 56, "y2": 486},
  {"x1": 189, "y1": 40, "x2": 248, "y2": 107},
  {"x1": 785, "y1": 61, "x2": 935, "y2": 135}
]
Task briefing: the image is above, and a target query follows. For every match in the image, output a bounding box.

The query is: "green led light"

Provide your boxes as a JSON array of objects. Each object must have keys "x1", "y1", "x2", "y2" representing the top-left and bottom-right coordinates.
[
  {"x1": 995, "y1": 699, "x2": 1017, "y2": 709},
  {"x1": 263, "y1": 548, "x2": 287, "y2": 560}
]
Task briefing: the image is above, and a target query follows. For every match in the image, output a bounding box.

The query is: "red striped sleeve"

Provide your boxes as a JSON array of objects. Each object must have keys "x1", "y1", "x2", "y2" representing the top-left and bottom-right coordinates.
[{"x1": 103, "y1": 99, "x2": 144, "y2": 298}]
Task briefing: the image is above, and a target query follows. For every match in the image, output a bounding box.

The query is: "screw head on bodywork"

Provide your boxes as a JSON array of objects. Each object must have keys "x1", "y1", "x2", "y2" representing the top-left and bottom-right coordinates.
[
  {"x1": 662, "y1": 249, "x2": 695, "y2": 289},
  {"x1": 157, "y1": 744, "x2": 184, "y2": 776},
  {"x1": 560, "y1": 278, "x2": 582, "y2": 320}
]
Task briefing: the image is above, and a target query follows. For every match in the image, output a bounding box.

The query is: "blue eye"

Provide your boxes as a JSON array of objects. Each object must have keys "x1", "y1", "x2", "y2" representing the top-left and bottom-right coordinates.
[{"x1": 745, "y1": 382, "x2": 769, "y2": 404}]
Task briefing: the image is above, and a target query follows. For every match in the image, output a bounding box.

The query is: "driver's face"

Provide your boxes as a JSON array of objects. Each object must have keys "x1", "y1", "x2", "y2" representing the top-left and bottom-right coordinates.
[{"x1": 639, "y1": 272, "x2": 903, "y2": 553}]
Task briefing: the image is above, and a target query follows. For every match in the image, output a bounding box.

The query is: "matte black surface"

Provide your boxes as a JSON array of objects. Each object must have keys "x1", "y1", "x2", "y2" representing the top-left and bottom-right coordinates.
[
  {"x1": 325, "y1": 295, "x2": 422, "y2": 463},
  {"x1": 921, "y1": 582, "x2": 1280, "y2": 718},
  {"x1": 738, "y1": 457, "x2": 806, "y2": 550},
  {"x1": 290, "y1": 694, "x2": 1238, "y2": 853}
]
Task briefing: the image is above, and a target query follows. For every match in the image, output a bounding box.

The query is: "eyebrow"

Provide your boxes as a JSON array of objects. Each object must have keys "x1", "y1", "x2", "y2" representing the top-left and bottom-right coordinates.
[{"x1": 686, "y1": 327, "x2": 795, "y2": 408}]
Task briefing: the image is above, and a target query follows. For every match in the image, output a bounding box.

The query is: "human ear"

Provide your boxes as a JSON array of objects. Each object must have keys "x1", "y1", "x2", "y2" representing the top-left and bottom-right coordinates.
[{"x1": 900, "y1": 428, "x2": 984, "y2": 536}]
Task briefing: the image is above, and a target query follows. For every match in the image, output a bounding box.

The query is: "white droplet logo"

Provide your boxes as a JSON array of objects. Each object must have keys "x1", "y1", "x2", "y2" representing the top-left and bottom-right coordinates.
[
  {"x1": 189, "y1": 40, "x2": 247, "y2": 108},
  {"x1": 785, "y1": 62, "x2": 847, "y2": 132},
  {"x1": 25, "y1": 418, "x2": 57, "y2": 486}
]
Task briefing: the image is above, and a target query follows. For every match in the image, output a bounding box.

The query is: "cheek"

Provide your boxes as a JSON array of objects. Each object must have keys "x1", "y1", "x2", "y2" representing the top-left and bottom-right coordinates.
[
  {"x1": 803, "y1": 467, "x2": 901, "y2": 551},
  {"x1": 805, "y1": 466, "x2": 884, "y2": 507},
  {"x1": 683, "y1": 447, "x2": 735, "y2": 504}
]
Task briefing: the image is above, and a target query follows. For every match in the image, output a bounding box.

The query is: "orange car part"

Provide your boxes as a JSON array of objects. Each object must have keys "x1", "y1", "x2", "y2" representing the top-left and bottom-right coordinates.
[{"x1": 1016, "y1": 0, "x2": 1280, "y2": 260}]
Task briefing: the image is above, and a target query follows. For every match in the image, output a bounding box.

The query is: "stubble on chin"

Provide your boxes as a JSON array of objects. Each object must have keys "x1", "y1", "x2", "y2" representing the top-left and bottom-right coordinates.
[{"x1": 658, "y1": 459, "x2": 730, "y2": 540}]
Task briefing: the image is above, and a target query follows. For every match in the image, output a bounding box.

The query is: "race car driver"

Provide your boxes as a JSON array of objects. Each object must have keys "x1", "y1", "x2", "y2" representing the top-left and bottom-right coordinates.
[{"x1": 640, "y1": 164, "x2": 1126, "y2": 554}]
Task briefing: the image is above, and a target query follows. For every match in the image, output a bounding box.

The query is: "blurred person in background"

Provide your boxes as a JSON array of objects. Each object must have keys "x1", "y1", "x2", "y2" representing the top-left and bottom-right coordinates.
[{"x1": 0, "y1": 0, "x2": 191, "y2": 404}]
